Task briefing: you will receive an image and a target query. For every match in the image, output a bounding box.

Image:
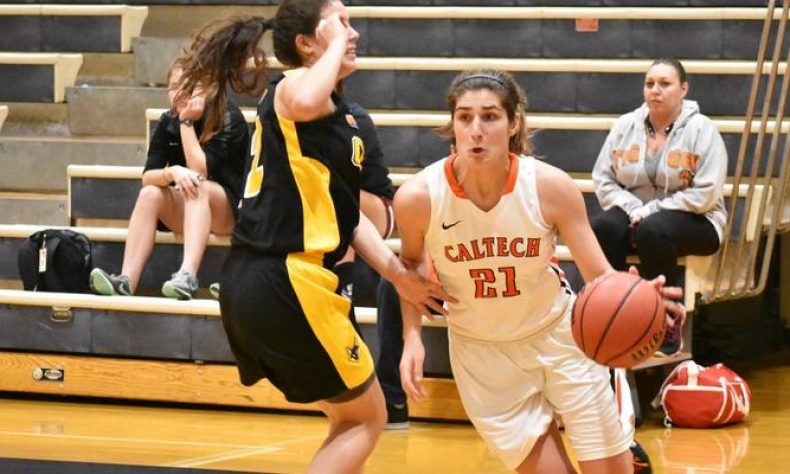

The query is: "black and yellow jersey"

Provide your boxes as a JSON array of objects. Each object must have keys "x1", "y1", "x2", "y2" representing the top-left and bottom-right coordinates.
[{"x1": 232, "y1": 74, "x2": 365, "y2": 269}]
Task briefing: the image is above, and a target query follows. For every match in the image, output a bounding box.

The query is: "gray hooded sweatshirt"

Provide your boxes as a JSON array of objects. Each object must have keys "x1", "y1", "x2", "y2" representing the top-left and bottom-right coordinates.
[{"x1": 592, "y1": 99, "x2": 728, "y2": 242}]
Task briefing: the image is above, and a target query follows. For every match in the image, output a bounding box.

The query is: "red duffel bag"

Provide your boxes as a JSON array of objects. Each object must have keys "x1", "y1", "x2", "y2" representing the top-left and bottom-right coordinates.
[{"x1": 653, "y1": 360, "x2": 751, "y2": 428}]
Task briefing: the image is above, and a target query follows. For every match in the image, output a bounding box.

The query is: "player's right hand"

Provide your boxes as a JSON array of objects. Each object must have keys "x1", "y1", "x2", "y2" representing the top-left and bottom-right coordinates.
[
  {"x1": 400, "y1": 336, "x2": 428, "y2": 402},
  {"x1": 315, "y1": 12, "x2": 347, "y2": 49},
  {"x1": 628, "y1": 266, "x2": 686, "y2": 330}
]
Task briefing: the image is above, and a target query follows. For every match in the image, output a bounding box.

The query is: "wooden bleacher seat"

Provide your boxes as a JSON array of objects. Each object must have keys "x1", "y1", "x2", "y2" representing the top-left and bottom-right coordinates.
[
  {"x1": 0, "y1": 287, "x2": 462, "y2": 418},
  {"x1": 338, "y1": 58, "x2": 775, "y2": 117},
  {"x1": 0, "y1": 53, "x2": 82, "y2": 102},
  {"x1": 132, "y1": 5, "x2": 779, "y2": 83},
  {"x1": 134, "y1": 56, "x2": 777, "y2": 117},
  {"x1": 65, "y1": 164, "x2": 765, "y2": 311},
  {"x1": 0, "y1": 5, "x2": 147, "y2": 53},
  {"x1": 145, "y1": 107, "x2": 786, "y2": 175},
  {"x1": 0, "y1": 224, "x2": 231, "y2": 295},
  {"x1": 347, "y1": 10, "x2": 761, "y2": 59}
]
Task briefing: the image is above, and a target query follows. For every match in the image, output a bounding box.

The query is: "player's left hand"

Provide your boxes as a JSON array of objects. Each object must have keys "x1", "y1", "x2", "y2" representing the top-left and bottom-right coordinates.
[{"x1": 392, "y1": 268, "x2": 457, "y2": 318}]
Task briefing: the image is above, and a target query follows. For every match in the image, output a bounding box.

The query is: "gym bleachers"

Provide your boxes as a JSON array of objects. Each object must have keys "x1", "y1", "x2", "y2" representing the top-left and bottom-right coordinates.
[
  {"x1": 143, "y1": 106, "x2": 788, "y2": 175},
  {"x1": 0, "y1": 5, "x2": 149, "y2": 225},
  {"x1": 64, "y1": 162, "x2": 765, "y2": 308},
  {"x1": 0, "y1": 5, "x2": 147, "y2": 102},
  {"x1": 0, "y1": 5, "x2": 147, "y2": 53},
  {"x1": 0, "y1": 2, "x2": 784, "y2": 418},
  {"x1": 0, "y1": 52, "x2": 82, "y2": 102},
  {"x1": 345, "y1": 6, "x2": 782, "y2": 58}
]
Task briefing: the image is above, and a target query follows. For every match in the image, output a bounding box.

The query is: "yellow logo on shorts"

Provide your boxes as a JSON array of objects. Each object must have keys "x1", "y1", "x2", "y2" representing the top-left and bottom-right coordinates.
[
  {"x1": 347, "y1": 344, "x2": 360, "y2": 362},
  {"x1": 347, "y1": 336, "x2": 361, "y2": 362}
]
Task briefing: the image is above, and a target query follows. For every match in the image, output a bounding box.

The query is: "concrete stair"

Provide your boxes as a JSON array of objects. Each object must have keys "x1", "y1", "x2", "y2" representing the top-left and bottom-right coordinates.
[
  {"x1": 0, "y1": 134, "x2": 144, "y2": 224},
  {"x1": 66, "y1": 85, "x2": 166, "y2": 136},
  {"x1": 0, "y1": 136, "x2": 145, "y2": 193},
  {"x1": 0, "y1": 192, "x2": 67, "y2": 226}
]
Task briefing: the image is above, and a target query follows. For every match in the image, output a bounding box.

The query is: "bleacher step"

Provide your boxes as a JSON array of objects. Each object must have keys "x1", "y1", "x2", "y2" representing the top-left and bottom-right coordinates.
[
  {"x1": 132, "y1": 37, "x2": 185, "y2": 86},
  {"x1": 0, "y1": 350, "x2": 466, "y2": 419},
  {"x1": 141, "y1": 5, "x2": 276, "y2": 37},
  {"x1": 0, "y1": 136, "x2": 146, "y2": 193},
  {"x1": 66, "y1": 85, "x2": 166, "y2": 136},
  {"x1": 76, "y1": 52, "x2": 137, "y2": 87},
  {"x1": 0, "y1": 192, "x2": 67, "y2": 226},
  {"x1": 0, "y1": 53, "x2": 82, "y2": 103},
  {"x1": 0, "y1": 5, "x2": 147, "y2": 53},
  {"x1": 0, "y1": 103, "x2": 68, "y2": 135}
]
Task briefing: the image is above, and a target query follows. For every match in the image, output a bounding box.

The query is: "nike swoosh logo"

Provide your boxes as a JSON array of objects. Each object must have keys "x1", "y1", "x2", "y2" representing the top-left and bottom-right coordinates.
[{"x1": 442, "y1": 220, "x2": 462, "y2": 230}]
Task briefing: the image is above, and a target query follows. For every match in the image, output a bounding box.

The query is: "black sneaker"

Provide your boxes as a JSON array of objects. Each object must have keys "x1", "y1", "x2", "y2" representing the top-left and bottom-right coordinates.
[
  {"x1": 385, "y1": 403, "x2": 409, "y2": 430},
  {"x1": 655, "y1": 312, "x2": 684, "y2": 357},
  {"x1": 630, "y1": 440, "x2": 652, "y2": 474},
  {"x1": 89, "y1": 268, "x2": 131, "y2": 296}
]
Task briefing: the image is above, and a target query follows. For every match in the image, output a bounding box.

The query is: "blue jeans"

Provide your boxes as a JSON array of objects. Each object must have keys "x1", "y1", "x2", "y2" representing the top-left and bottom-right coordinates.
[{"x1": 375, "y1": 277, "x2": 407, "y2": 406}]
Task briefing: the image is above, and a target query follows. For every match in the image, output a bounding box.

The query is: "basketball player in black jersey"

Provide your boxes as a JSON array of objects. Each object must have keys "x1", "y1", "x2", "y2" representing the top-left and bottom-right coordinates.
[{"x1": 174, "y1": 2, "x2": 453, "y2": 472}]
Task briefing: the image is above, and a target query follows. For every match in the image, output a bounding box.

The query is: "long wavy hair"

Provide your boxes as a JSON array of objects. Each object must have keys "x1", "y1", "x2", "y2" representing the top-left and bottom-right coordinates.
[
  {"x1": 174, "y1": 0, "x2": 335, "y2": 143},
  {"x1": 175, "y1": 17, "x2": 271, "y2": 143}
]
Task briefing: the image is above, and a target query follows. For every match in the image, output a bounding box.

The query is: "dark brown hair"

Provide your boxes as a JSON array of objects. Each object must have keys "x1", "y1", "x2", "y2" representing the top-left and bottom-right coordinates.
[
  {"x1": 650, "y1": 58, "x2": 687, "y2": 84},
  {"x1": 435, "y1": 70, "x2": 532, "y2": 155},
  {"x1": 176, "y1": 17, "x2": 271, "y2": 143},
  {"x1": 176, "y1": 0, "x2": 335, "y2": 143},
  {"x1": 273, "y1": 0, "x2": 331, "y2": 68}
]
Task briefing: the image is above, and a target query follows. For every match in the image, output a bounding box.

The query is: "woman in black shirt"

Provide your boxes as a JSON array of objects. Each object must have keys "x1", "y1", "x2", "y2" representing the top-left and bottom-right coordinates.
[{"x1": 89, "y1": 62, "x2": 249, "y2": 300}]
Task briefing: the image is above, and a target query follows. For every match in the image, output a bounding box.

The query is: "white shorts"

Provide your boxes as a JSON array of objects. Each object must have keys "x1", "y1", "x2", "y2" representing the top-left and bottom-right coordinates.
[{"x1": 449, "y1": 305, "x2": 633, "y2": 469}]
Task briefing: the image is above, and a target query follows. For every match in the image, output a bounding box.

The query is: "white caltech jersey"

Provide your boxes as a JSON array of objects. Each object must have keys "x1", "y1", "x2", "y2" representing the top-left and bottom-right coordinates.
[{"x1": 423, "y1": 154, "x2": 572, "y2": 342}]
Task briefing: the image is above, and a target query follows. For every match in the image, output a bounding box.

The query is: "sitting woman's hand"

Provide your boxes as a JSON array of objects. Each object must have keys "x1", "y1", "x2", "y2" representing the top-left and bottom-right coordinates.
[
  {"x1": 629, "y1": 204, "x2": 652, "y2": 225},
  {"x1": 178, "y1": 95, "x2": 206, "y2": 122},
  {"x1": 175, "y1": 83, "x2": 206, "y2": 122},
  {"x1": 169, "y1": 165, "x2": 204, "y2": 199}
]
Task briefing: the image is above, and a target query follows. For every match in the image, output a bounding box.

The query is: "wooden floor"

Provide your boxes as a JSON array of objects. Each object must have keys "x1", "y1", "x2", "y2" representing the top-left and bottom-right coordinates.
[{"x1": 0, "y1": 349, "x2": 788, "y2": 473}]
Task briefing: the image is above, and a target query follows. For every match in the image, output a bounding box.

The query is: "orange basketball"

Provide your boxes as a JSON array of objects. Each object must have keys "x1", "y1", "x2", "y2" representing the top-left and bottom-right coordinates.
[{"x1": 571, "y1": 271, "x2": 667, "y2": 368}]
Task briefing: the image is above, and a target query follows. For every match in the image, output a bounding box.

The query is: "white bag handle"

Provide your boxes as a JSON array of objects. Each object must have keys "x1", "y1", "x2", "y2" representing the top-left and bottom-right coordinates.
[
  {"x1": 686, "y1": 361, "x2": 700, "y2": 386},
  {"x1": 650, "y1": 360, "x2": 699, "y2": 409}
]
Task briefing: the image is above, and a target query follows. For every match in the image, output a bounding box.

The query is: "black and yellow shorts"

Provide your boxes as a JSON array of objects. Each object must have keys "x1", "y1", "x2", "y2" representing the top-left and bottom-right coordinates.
[{"x1": 219, "y1": 246, "x2": 374, "y2": 404}]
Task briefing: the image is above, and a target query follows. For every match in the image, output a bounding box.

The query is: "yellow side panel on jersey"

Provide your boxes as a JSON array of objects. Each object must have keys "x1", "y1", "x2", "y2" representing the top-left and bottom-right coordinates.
[
  {"x1": 243, "y1": 116, "x2": 265, "y2": 199},
  {"x1": 278, "y1": 115, "x2": 340, "y2": 254},
  {"x1": 286, "y1": 252, "x2": 374, "y2": 388}
]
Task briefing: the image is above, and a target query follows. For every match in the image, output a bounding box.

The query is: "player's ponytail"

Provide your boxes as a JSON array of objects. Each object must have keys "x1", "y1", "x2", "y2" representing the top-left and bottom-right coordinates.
[{"x1": 176, "y1": 16, "x2": 272, "y2": 143}]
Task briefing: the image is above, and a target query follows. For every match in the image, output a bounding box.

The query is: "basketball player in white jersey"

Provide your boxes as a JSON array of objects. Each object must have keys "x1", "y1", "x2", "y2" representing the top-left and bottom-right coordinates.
[{"x1": 394, "y1": 70, "x2": 685, "y2": 473}]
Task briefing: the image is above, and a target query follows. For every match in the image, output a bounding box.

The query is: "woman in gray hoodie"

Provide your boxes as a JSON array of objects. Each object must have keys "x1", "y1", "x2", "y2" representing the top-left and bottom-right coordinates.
[{"x1": 591, "y1": 58, "x2": 727, "y2": 356}]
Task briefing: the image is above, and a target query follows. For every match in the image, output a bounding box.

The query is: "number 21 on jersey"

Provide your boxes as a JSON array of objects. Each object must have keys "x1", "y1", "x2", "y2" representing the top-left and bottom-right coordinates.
[{"x1": 469, "y1": 266, "x2": 520, "y2": 298}]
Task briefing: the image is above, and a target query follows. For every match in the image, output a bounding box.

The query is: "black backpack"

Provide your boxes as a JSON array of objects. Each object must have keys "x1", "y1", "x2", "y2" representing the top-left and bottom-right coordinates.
[{"x1": 17, "y1": 229, "x2": 93, "y2": 293}]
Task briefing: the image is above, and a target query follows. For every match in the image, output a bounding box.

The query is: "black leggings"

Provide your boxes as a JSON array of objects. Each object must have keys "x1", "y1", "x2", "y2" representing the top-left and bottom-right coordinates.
[{"x1": 590, "y1": 207, "x2": 720, "y2": 287}]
